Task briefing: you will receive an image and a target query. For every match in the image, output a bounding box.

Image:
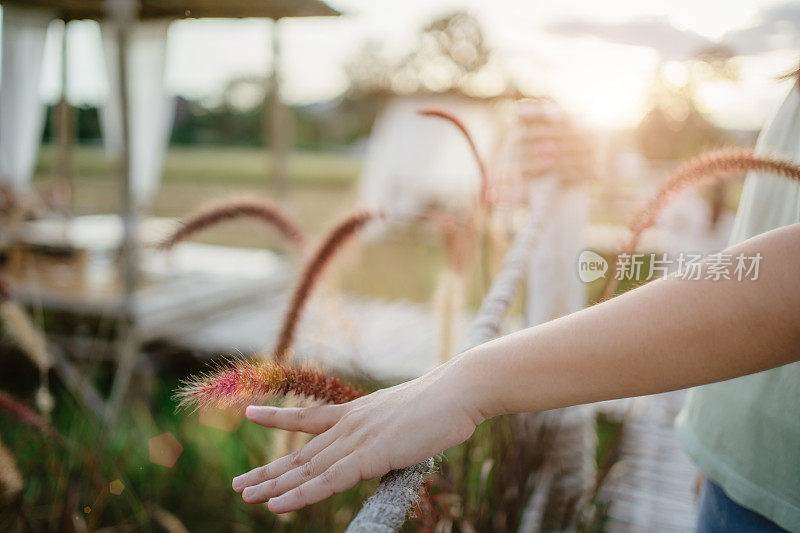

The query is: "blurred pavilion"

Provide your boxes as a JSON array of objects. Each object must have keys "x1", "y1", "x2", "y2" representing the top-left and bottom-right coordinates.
[
  {"x1": 0, "y1": 0, "x2": 340, "y2": 421},
  {"x1": 0, "y1": 0, "x2": 340, "y2": 208}
]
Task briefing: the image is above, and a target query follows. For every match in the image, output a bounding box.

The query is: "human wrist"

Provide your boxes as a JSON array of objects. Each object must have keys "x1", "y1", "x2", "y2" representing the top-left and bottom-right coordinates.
[{"x1": 441, "y1": 347, "x2": 500, "y2": 424}]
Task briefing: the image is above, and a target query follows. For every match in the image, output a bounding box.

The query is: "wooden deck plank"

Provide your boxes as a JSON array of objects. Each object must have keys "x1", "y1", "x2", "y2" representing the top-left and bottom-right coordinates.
[
  {"x1": 155, "y1": 290, "x2": 456, "y2": 381},
  {"x1": 600, "y1": 390, "x2": 699, "y2": 532}
]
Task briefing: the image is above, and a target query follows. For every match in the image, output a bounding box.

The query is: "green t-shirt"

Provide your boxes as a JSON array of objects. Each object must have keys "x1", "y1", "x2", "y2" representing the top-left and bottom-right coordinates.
[{"x1": 675, "y1": 86, "x2": 800, "y2": 532}]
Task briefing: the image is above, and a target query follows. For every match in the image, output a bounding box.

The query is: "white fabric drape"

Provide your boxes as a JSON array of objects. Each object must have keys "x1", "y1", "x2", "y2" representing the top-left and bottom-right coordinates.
[
  {"x1": 101, "y1": 20, "x2": 173, "y2": 209},
  {"x1": 524, "y1": 179, "x2": 588, "y2": 325},
  {"x1": 359, "y1": 96, "x2": 498, "y2": 215},
  {"x1": 0, "y1": 5, "x2": 53, "y2": 192}
]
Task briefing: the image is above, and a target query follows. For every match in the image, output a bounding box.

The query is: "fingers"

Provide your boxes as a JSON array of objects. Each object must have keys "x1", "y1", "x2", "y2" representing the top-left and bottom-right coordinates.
[
  {"x1": 235, "y1": 402, "x2": 370, "y2": 511},
  {"x1": 241, "y1": 435, "x2": 349, "y2": 504},
  {"x1": 232, "y1": 427, "x2": 338, "y2": 493},
  {"x1": 268, "y1": 455, "x2": 364, "y2": 513},
  {"x1": 245, "y1": 404, "x2": 344, "y2": 434}
]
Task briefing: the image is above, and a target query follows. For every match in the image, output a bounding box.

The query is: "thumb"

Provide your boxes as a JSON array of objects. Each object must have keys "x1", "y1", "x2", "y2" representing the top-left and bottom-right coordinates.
[{"x1": 245, "y1": 404, "x2": 345, "y2": 434}]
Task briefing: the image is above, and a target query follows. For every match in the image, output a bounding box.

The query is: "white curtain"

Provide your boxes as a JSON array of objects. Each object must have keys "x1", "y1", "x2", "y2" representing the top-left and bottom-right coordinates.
[
  {"x1": 0, "y1": 5, "x2": 54, "y2": 192},
  {"x1": 525, "y1": 179, "x2": 588, "y2": 325},
  {"x1": 101, "y1": 20, "x2": 173, "y2": 209},
  {"x1": 359, "y1": 95, "x2": 498, "y2": 215}
]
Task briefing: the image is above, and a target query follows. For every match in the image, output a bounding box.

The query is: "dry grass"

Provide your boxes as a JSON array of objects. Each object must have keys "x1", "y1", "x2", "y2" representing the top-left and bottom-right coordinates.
[{"x1": 0, "y1": 436, "x2": 22, "y2": 499}]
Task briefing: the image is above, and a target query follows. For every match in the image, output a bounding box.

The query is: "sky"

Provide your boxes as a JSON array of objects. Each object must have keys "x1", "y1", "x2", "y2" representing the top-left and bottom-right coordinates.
[{"x1": 6, "y1": 0, "x2": 800, "y2": 130}]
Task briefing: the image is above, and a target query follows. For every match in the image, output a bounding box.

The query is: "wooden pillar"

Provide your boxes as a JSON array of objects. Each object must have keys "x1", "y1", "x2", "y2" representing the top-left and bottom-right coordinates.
[
  {"x1": 267, "y1": 18, "x2": 288, "y2": 198},
  {"x1": 55, "y1": 20, "x2": 73, "y2": 212},
  {"x1": 106, "y1": 0, "x2": 139, "y2": 425}
]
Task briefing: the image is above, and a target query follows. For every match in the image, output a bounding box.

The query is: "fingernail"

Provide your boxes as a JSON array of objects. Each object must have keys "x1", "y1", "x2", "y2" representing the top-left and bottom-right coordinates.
[
  {"x1": 232, "y1": 475, "x2": 244, "y2": 491},
  {"x1": 268, "y1": 496, "x2": 286, "y2": 513},
  {"x1": 245, "y1": 406, "x2": 257, "y2": 418}
]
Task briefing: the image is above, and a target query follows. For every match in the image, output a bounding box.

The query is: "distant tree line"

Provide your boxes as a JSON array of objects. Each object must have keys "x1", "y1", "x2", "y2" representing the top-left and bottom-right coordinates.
[
  {"x1": 635, "y1": 47, "x2": 740, "y2": 160},
  {"x1": 39, "y1": 10, "x2": 507, "y2": 150},
  {"x1": 40, "y1": 11, "x2": 744, "y2": 159},
  {"x1": 40, "y1": 94, "x2": 380, "y2": 150}
]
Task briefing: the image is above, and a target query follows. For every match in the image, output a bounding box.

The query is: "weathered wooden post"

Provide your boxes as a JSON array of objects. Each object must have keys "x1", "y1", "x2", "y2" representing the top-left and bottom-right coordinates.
[
  {"x1": 514, "y1": 100, "x2": 597, "y2": 533},
  {"x1": 347, "y1": 179, "x2": 558, "y2": 532}
]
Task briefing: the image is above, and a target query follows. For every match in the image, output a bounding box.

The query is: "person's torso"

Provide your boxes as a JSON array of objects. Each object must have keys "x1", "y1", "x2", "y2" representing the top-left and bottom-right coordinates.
[{"x1": 676, "y1": 85, "x2": 800, "y2": 532}]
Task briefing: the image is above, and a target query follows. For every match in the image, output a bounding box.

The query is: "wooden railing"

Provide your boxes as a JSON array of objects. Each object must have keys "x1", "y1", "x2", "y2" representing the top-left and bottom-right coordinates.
[{"x1": 346, "y1": 179, "x2": 557, "y2": 532}]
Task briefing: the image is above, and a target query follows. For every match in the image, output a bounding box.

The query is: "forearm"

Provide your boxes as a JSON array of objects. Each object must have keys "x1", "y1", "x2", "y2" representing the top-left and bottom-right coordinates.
[
  {"x1": 232, "y1": 223, "x2": 800, "y2": 513},
  {"x1": 455, "y1": 223, "x2": 800, "y2": 420}
]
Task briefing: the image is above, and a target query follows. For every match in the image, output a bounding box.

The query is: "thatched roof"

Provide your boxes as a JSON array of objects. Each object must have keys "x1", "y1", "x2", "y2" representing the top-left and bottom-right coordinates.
[{"x1": 0, "y1": 0, "x2": 340, "y2": 21}]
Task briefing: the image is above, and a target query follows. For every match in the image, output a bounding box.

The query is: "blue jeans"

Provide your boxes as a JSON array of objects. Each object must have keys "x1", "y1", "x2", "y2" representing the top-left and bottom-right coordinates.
[{"x1": 697, "y1": 479, "x2": 787, "y2": 532}]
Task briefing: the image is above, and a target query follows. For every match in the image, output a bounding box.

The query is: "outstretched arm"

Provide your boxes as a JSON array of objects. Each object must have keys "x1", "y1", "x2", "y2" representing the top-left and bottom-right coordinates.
[{"x1": 233, "y1": 223, "x2": 800, "y2": 513}]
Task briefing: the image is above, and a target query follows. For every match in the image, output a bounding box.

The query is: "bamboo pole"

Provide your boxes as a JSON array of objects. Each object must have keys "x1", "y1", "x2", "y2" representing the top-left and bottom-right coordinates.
[
  {"x1": 55, "y1": 20, "x2": 73, "y2": 212},
  {"x1": 267, "y1": 19, "x2": 288, "y2": 198},
  {"x1": 346, "y1": 179, "x2": 558, "y2": 532},
  {"x1": 105, "y1": 0, "x2": 140, "y2": 425}
]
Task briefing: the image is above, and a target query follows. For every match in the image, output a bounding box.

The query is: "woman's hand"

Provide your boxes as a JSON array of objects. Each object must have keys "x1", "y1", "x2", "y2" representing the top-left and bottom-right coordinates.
[
  {"x1": 231, "y1": 362, "x2": 483, "y2": 513},
  {"x1": 229, "y1": 223, "x2": 800, "y2": 514}
]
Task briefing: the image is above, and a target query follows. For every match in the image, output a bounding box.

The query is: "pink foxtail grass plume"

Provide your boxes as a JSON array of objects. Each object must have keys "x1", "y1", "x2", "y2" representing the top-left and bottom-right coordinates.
[
  {"x1": 417, "y1": 107, "x2": 491, "y2": 204},
  {"x1": 272, "y1": 209, "x2": 383, "y2": 361},
  {"x1": 601, "y1": 148, "x2": 800, "y2": 299},
  {"x1": 174, "y1": 359, "x2": 364, "y2": 412},
  {"x1": 158, "y1": 196, "x2": 305, "y2": 251},
  {"x1": 0, "y1": 274, "x2": 11, "y2": 302},
  {"x1": 0, "y1": 390, "x2": 55, "y2": 435}
]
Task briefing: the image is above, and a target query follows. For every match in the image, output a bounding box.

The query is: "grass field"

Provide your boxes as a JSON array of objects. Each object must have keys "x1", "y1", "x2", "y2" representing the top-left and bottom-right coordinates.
[
  {"x1": 33, "y1": 144, "x2": 453, "y2": 304},
  {"x1": 32, "y1": 144, "x2": 706, "y2": 304},
  {"x1": 35, "y1": 144, "x2": 361, "y2": 188}
]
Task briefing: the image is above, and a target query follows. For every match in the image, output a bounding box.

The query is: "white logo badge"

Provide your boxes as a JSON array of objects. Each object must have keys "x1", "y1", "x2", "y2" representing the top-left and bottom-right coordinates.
[{"x1": 577, "y1": 250, "x2": 608, "y2": 283}]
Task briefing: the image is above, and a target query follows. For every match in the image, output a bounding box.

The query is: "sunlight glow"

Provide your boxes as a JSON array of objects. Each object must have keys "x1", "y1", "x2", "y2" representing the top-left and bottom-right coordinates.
[{"x1": 3, "y1": 0, "x2": 797, "y2": 130}]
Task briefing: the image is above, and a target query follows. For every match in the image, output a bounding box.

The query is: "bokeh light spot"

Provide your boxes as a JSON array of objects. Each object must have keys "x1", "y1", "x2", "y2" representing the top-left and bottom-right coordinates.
[
  {"x1": 148, "y1": 432, "x2": 183, "y2": 468},
  {"x1": 109, "y1": 479, "x2": 125, "y2": 495}
]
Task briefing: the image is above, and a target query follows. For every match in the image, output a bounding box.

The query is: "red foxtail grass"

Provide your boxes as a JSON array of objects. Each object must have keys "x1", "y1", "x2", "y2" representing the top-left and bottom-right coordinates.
[
  {"x1": 431, "y1": 211, "x2": 477, "y2": 275},
  {"x1": 417, "y1": 107, "x2": 491, "y2": 204},
  {"x1": 0, "y1": 274, "x2": 11, "y2": 302},
  {"x1": 174, "y1": 359, "x2": 364, "y2": 411},
  {"x1": 272, "y1": 209, "x2": 382, "y2": 361},
  {"x1": 158, "y1": 196, "x2": 305, "y2": 251},
  {"x1": 601, "y1": 149, "x2": 800, "y2": 299},
  {"x1": 0, "y1": 390, "x2": 55, "y2": 435},
  {"x1": 0, "y1": 184, "x2": 16, "y2": 213}
]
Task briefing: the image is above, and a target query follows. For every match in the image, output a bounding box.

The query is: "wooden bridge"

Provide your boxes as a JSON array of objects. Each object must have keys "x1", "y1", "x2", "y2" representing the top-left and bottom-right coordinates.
[{"x1": 598, "y1": 392, "x2": 699, "y2": 532}]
